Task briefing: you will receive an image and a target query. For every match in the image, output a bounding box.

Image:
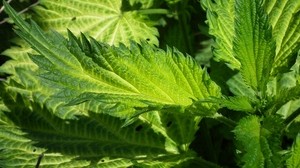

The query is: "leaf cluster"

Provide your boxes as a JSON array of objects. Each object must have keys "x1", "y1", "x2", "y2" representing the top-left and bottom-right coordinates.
[{"x1": 0, "y1": 0, "x2": 300, "y2": 167}]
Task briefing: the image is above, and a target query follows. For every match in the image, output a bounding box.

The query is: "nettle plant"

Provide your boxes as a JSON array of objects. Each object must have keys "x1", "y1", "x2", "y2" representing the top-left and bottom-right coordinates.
[{"x1": 0, "y1": 0, "x2": 300, "y2": 167}]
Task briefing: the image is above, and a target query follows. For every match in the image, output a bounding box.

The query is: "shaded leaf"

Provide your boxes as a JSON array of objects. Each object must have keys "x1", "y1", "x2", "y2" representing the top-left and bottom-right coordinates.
[{"x1": 0, "y1": 95, "x2": 172, "y2": 167}]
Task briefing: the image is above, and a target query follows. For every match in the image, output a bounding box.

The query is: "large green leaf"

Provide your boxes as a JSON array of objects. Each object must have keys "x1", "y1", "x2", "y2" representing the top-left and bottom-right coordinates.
[
  {"x1": 32, "y1": 0, "x2": 159, "y2": 46},
  {"x1": 0, "y1": 92, "x2": 191, "y2": 167},
  {"x1": 1, "y1": 0, "x2": 161, "y2": 104},
  {"x1": 0, "y1": 76, "x2": 205, "y2": 167},
  {"x1": 233, "y1": 0, "x2": 275, "y2": 94},
  {"x1": 202, "y1": 0, "x2": 276, "y2": 97},
  {"x1": 4, "y1": 1, "x2": 221, "y2": 120},
  {"x1": 0, "y1": 2, "x2": 222, "y2": 167}
]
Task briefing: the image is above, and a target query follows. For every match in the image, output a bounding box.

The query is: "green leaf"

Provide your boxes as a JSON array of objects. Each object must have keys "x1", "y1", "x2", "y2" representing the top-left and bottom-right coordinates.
[
  {"x1": 265, "y1": 53, "x2": 300, "y2": 116},
  {"x1": 0, "y1": 39, "x2": 40, "y2": 98},
  {"x1": 1, "y1": 3, "x2": 220, "y2": 167},
  {"x1": 287, "y1": 134, "x2": 300, "y2": 168},
  {"x1": 267, "y1": 67, "x2": 300, "y2": 117},
  {"x1": 203, "y1": 0, "x2": 300, "y2": 78},
  {"x1": 201, "y1": 0, "x2": 240, "y2": 69},
  {"x1": 0, "y1": 39, "x2": 37, "y2": 79},
  {"x1": 210, "y1": 96, "x2": 255, "y2": 113},
  {"x1": 0, "y1": 96, "x2": 175, "y2": 167},
  {"x1": 32, "y1": 0, "x2": 159, "y2": 46},
  {"x1": 234, "y1": 116, "x2": 272, "y2": 168},
  {"x1": 273, "y1": 86, "x2": 300, "y2": 111},
  {"x1": 266, "y1": 0, "x2": 300, "y2": 74},
  {"x1": 233, "y1": 0, "x2": 275, "y2": 94},
  {"x1": 233, "y1": 116, "x2": 283, "y2": 168},
  {"x1": 261, "y1": 116, "x2": 285, "y2": 167},
  {"x1": 4, "y1": 2, "x2": 221, "y2": 119},
  {"x1": 234, "y1": 116, "x2": 264, "y2": 167},
  {"x1": 226, "y1": 73, "x2": 257, "y2": 101},
  {"x1": 0, "y1": 83, "x2": 203, "y2": 167}
]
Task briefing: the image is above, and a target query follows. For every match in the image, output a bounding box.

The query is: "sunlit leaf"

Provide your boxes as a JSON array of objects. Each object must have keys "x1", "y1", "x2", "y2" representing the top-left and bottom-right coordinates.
[
  {"x1": 201, "y1": 0, "x2": 239, "y2": 69},
  {"x1": 33, "y1": 0, "x2": 159, "y2": 46}
]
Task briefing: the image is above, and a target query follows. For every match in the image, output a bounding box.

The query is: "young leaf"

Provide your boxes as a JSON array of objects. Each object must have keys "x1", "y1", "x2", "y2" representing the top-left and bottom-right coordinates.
[
  {"x1": 201, "y1": 0, "x2": 240, "y2": 69},
  {"x1": 226, "y1": 73, "x2": 257, "y2": 101},
  {"x1": 32, "y1": 0, "x2": 159, "y2": 46},
  {"x1": 210, "y1": 96, "x2": 255, "y2": 113},
  {"x1": 234, "y1": 116, "x2": 264, "y2": 167},
  {"x1": 234, "y1": 116, "x2": 277, "y2": 168},
  {"x1": 265, "y1": 54, "x2": 300, "y2": 116},
  {"x1": 266, "y1": 85, "x2": 300, "y2": 116},
  {"x1": 287, "y1": 134, "x2": 300, "y2": 168},
  {"x1": 233, "y1": 0, "x2": 275, "y2": 94},
  {"x1": 261, "y1": 116, "x2": 285, "y2": 167}
]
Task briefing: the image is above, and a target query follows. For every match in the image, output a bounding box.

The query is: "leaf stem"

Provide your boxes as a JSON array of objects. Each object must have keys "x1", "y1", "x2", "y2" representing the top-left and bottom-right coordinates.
[
  {"x1": 284, "y1": 108, "x2": 300, "y2": 125},
  {"x1": 136, "y1": 9, "x2": 170, "y2": 15},
  {"x1": 212, "y1": 113, "x2": 237, "y2": 128},
  {"x1": 0, "y1": 0, "x2": 40, "y2": 24}
]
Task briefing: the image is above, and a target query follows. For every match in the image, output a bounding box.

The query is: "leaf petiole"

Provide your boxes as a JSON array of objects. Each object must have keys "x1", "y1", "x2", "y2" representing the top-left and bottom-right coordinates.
[
  {"x1": 212, "y1": 113, "x2": 237, "y2": 128},
  {"x1": 284, "y1": 108, "x2": 300, "y2": 126}
]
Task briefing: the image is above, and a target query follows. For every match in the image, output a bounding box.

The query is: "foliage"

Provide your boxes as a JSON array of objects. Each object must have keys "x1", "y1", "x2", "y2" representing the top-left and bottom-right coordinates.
[{"x1": 0, "y1": 0, "x2": 300, "y2": 167}]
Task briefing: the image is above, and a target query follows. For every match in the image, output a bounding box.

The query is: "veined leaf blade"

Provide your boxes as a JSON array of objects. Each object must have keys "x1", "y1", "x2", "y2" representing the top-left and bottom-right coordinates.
[
  {"x1": 4, "y1": 2, "x2": 221, "y2": 119},
  {"x1": 233, "y1": 0, "x2": 276, "y2": 94},
  {"x1": 234, "y1": 116, "x2": 264, "y2": 168},
  {"x1": 201, "y1": 0, "x2": 240, "y2": 69},
  {"x1": 266, "y1": 0, "x2": 300, "y2": 74},
  {"x1": 0, "y1": 96, "x2": 170, "y2": 167},
  {"x1": 32, "y1": 0, "x2": 159, "y2": 46},
  {"x1": 2, "y1": 4, "x2": 220, "y2": 167},
  {"x1": 211, "y1": 96, "x2": 255, "y2": 113},
  {"x1": 226, "y1": 73, "x2": 257, "y2": 100}
]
